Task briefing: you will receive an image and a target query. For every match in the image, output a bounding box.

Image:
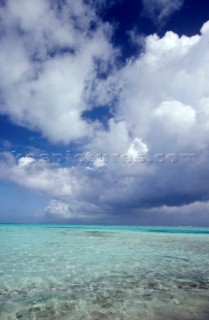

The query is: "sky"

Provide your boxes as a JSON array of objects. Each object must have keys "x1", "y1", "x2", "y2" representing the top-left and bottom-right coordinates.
[{"x1": 1, "y1": 0, "x2": 209, "y2": 225}]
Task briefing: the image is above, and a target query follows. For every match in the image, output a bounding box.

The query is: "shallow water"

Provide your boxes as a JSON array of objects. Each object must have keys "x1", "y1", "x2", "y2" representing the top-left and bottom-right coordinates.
[{"x1": 0, "y1": 225, "x2": 209, "y2": 320}]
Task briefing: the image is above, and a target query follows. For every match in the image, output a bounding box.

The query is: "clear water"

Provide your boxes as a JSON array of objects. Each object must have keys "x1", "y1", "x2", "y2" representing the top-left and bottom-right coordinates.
[{"x1": 0, "y1": 225, "x2": 209, "y2": 320}]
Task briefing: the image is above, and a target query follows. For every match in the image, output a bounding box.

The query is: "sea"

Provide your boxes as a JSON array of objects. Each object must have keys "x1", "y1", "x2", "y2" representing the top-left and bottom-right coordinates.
[{"x1": 0, "y1": 224, "x2": 209, "y2": 320}]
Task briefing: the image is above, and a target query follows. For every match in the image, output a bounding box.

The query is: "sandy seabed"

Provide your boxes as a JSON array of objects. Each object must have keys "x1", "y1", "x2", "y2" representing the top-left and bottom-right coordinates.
[{"x1": 0, "y1": 225, "x2": 209, "y2": 320}]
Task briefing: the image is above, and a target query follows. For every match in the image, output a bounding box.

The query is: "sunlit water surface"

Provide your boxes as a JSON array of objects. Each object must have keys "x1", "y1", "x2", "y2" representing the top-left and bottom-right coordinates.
[{"x1": 0, "y1": 225, "x2": 209, "y2": 320}]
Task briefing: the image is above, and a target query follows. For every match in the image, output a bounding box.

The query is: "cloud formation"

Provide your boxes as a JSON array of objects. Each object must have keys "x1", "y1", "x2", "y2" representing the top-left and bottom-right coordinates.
[
  {"x1": 0, "y1": 0, "x2": 114, "y2": 143},
  {"x1": 113, "y1": 24, "x2": 209, "y2": 154},
  {"x1": 1, "y1": 1, "x2": 209, "y2": 225}
]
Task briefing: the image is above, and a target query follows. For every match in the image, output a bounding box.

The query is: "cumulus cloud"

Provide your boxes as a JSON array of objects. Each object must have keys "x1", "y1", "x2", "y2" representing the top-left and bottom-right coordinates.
[
  {"x1": 127, "y1": 138, "x2": 148, "y2": 162},
  {"x1": 0, "y1": 153, "x2": 74, "y2": 199},
  {"x1": 113, "y1": 24, "x2": 209, "y2": 154},
  {"x1": 0, "y1": 0, "x2": 114, "y2": 143},
  {"x1": 1, "y1": 6, "x2": 209, "y2": 225},
  {"x1": 142, "y1": 0, "x2": 185, "y2": 24},
  {"x1": 153, "y1": 100, "x2": 196, "y2": 135},
  {"x1": 0, "y1": 148, "x2": 208, "y2": 225},
  {"x1": 78, "y1": 20, "x2": 209, "y2": 223}
]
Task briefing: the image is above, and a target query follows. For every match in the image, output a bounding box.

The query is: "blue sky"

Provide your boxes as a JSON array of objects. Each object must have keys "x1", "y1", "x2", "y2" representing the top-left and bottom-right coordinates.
[{"x1": 1, "y1": 0, "x2": 209, "y2": 225}]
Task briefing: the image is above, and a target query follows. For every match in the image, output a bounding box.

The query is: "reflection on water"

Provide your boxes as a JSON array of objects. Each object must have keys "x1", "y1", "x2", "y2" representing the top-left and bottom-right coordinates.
[{"x1": 0, "y1": 225, "x2": 209, "y2": 319}]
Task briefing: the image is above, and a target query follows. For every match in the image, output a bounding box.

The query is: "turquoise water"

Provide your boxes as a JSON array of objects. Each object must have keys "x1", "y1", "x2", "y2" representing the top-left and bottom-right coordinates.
[{"x1": 0, "y1": 225, "x2": 209, "y2": 320}]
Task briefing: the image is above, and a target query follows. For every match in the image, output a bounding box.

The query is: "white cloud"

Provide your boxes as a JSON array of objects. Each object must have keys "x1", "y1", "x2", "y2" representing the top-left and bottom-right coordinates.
[
  {"x1": 153, "y1": 100, "x2": 196, "y2": 133},
  {"x1": 112, "y1": 22, "x2": 209, "y2": 153},
  {"x1": 86, "y1": 119, "x2": 131, "y2": 154},
  {"x1": 18, "y1": 156, "x2": 36, "y2": 167},
  {"x1": 0, "y1": 154, "x2": 75, "y2": 199},
  {"x1": 94, "y1": 157, "x2": 106, "y2": 168},
  {"x1": 0, "y1": 0, "x2": 114, "y2": 143},
  {"x1": 127, "y1": 138, "x2": 148, "y2": 162}
]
